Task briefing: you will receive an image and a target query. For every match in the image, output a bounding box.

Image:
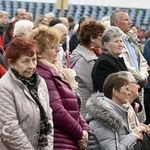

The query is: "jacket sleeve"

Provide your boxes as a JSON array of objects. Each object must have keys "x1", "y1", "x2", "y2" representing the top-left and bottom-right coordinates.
[
  {"x1": 43, "y1": 71, "x2": 84, "y2": 140},
  {"x1": 0, "y1": 86, "x2": 35, "y2": 150},
  {"x1": 121, "y1": 48, "x2": 148, "y2": 82},
  {"x1": 94, "y1": 127, "x2": 137, "y2": 150}
]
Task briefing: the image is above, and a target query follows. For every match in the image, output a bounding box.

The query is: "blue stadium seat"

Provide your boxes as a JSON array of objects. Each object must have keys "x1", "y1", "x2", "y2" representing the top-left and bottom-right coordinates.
[
  {"x1": 91, "y1": 5, "x2": 97, "y2": 19},
  {"x1": 13, "y1": 0, "x2": 18, "y2": 15},
  {"x1": 107, "y1": 6, "x2": 113, "y2": 16},
  {"x1": 97, "y1": 6, "x2": 105, "y2": 21},
  {"x1": 74, "y1": 5, "x2": 82, "y2": 23},
  {"x1": 35, "y1": 2, "x2": 42, "y2": 20},
  {"x1": 135, "y1": 10, "x2": 144, "y2": 27},
  {"x1": 83, "y1": 5, "x2": 90, "y2": 16},
  {"x1": 67, "y1": 4, "x2": 75, "y2": 16},
  {"x1": 52, "y1": 3, "x2": 57, "y2": 15},
  {"x1": 5, "y1": 0, "x2": 11, "y2": 16},
  {"x1": 0, "y1": 1, "x2": 3, "y2": 10},
  {"x1": 44, "y1": 3, "x2": 51, "y2": 14},
  {"x1": 130, "y1": 8, "x2": 136, "y2": 23},
  {"x1": 143, "y1": 9, "x2": 150, "y2": 24},
  {"x1": 28, "y1": 1, "x2": 34, "y2": 13},
  {"x1": 21, "y1": 1, "x2": 26, "y2": 9}
]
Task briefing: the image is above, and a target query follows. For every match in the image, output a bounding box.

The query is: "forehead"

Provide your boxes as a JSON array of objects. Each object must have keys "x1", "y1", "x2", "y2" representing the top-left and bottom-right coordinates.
[
  {"x1": 119, "y1": 11, "x2": 130, "y2": 19},
  {"x1": 17, "y1": 10, "x2": 26, "y2": 15}
]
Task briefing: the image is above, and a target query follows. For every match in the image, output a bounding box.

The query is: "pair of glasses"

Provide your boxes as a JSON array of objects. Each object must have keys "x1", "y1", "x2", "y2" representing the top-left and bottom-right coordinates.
[
  {"x1": 129, "y1": 81, "x2": 138, "y2": 85},
  {"x1": 47, "y1": 44, "x2": 62, "y2": 50}
]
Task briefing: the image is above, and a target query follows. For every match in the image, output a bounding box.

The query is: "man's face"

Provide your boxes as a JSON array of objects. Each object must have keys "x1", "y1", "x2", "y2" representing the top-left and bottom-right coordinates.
[
  {"x1": 114, "y1": 11, "x2": 131, "y2": 33},
  {"x1": 16, "y1": 9, "x2": 26, "y2": 21}
]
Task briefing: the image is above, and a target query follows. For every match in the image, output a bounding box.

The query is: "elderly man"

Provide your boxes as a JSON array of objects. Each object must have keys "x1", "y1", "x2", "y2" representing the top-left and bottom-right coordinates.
[
  {"x1": 4, "y1": 8, "x2": 27, "y2": 47},
  {"x1": 110, "y1": 9, "x2": 148, "y2": 122}
]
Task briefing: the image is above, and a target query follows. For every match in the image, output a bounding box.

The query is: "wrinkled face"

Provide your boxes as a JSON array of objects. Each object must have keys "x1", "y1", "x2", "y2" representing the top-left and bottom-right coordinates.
[
  {"x1": 113, "y1": 84, "x2": 131, "y2": 106},
  {"x1": 16, "y1": 9, "x2": 26, "y2": 21},
  {"x1": 128, "y1": 75, "x2": 140, "y2": 103},
  {"x1": 40, "y1": 43, "x2": 61, "y2": 64},
  {"x1": 104, "y1": 36, "x2": 124, "y2": 58},
  {"x1": 1, "y1": 15, "x2": 9, "y2": 25},
  {"x1": 10, "y1": 54, "x2": 37, "y2": 78},
  {"x1": 115, "y1": 11, "x2": 131, "y2": 33}
]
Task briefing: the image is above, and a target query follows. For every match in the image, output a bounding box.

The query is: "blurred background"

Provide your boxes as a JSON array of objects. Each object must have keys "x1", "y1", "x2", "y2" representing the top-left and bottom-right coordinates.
[{"x1": 0, "y1": 0, "x2": 150, "y2": 31}]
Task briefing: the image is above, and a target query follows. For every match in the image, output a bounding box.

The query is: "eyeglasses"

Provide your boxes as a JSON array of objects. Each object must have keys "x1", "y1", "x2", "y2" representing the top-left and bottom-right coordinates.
[
  {"x1": 129, "y1": 81, "x2": 138, "y2": 85},
  {"x1": 47, "y1": 44, "x2": 62, "y2": 50}
]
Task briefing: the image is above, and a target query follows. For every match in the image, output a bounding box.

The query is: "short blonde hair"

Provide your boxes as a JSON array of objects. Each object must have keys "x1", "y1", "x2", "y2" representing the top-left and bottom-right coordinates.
[{"x1": 27, "y1": 25, "x2": 61, "y2": 54}]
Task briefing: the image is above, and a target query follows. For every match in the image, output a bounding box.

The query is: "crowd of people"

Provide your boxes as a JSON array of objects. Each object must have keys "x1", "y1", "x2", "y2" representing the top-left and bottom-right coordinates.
[{"x1": 0, "y1": 6, "x2": 150, "y2": 150}]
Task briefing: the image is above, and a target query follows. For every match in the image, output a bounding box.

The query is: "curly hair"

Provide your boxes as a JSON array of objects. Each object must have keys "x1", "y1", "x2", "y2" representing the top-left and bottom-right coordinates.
[{"x1": 78, "y1": 19, "x2": 105, "y2": 45}]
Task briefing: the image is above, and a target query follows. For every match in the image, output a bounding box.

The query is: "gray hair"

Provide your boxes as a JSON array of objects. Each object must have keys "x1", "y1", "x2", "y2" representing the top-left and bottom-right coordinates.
[
  {"x1": 13, "y1": 20, "x2": 34, "y2": 37},
  {"x1": 101, "y1": 26, "x2": 124, "y2": 51},
  {"x1": 110, "y1": 9, "x2": 128, "y2": 26}
]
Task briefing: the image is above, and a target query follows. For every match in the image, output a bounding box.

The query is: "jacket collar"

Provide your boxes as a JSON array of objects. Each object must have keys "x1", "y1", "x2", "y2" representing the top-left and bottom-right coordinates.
[{"x1": 86, "y1": 92, "x2": 129, "y2": 131}]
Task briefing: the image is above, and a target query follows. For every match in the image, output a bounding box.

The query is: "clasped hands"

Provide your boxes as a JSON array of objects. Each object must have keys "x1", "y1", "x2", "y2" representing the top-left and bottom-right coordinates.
[
  {"x1": 131, "y1": 123, "x2": 150, "y2": 141},
  {"x1": 77, "y1": 130, "x2": 89, "y2": 150}
]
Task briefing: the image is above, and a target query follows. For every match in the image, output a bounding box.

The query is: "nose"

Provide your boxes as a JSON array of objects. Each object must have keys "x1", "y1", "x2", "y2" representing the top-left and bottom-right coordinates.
[{"x1": 28, "y1": 61, "x2": 36, "y2": 68}]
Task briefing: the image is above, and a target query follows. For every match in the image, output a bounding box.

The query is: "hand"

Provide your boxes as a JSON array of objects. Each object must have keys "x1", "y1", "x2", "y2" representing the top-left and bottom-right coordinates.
[
  {"x1": 130, "y1": 132, "x2": 143, "y2": 141},
  {"x1": 77, "y1": 130, "x2": 89, "y2": 149}
]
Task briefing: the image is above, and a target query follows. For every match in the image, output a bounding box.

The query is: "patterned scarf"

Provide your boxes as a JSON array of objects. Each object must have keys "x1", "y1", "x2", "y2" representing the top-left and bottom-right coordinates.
[{"x1": 11, "y1": 68, "x2": 51, "y2": 147}]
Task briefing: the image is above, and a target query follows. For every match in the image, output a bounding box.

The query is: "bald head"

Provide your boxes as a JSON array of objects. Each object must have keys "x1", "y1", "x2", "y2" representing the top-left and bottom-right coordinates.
[{"x1": 53, "y1": 23, "x2": 68, "y2": 44}]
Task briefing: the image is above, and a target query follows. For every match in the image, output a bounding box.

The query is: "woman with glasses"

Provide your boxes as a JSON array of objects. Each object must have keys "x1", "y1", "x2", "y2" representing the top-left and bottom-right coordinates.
[
  {"x1": 70, "y1": 19, "x2": 106, "y2": 118},
  {"x1": 86, "y1": 72, "x2": 145, "y2": 150},
  {"x1": 27, "y1": 25, "x2": 89, "y2": 150}
]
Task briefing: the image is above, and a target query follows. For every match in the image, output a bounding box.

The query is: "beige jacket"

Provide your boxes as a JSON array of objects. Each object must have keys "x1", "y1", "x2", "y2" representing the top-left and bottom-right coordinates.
[
  {"x1": 120, "y1": 32, "x2": 148, "y2": 82},
  {"x1": 0, "y1": 69, "x2": 53, "y2": 150}
]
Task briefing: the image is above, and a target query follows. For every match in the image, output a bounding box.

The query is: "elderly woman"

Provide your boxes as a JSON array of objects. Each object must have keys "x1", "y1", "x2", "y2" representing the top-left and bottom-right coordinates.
[
  {"x1": 0, "y1": 37, "x2": 53, "y2": 149},
  {"x1": 86, "y1": 72, "x2": 146, "y2": 150},
  {"x1": 27, "y1": 25, "x2": 89, "y2": 150},
  {"x1": 92, "y1": 26, "x2": 142, "y2": 113},
  {"x1": 70, "y1": 19, "x2": 105, "y2": 118}
]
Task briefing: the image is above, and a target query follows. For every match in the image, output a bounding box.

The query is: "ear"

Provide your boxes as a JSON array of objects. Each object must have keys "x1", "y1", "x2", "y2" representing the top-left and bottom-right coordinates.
[
  {"x1": 114, "y1": 20, "x2": 120, "y2": 27},
  {"x1": 7, "y1": 59, "x2": 14, "y2": 68},
  {"x1": 112, "y1": 88, "x2": 118, "y2": 97},
  {"x1": 104, "y1": 42, "x2": 109, "y2": 50},
  {"x1": 90, "y1": 36, "x2": 95, "y2": 43}
]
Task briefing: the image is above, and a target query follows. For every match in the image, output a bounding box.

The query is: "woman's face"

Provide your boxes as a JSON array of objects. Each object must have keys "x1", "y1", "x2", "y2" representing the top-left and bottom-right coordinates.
[
  {"x1": 113, "y1": 84, "x2": 131, "y2": 106},
  {"x1": 128, "y1": 75, "x2": 140, "y2": 103},
  {"x1": 104, "y1": 36, "x2": 124, "y2": 58},
  {"x1": 1, "y1": 15, "x2": 8, "y2": 25},
  {"x1": 10, "y1": 54, "x2": 37, "y2": 78},
  {"x1": 40, "y1": 43, "x2": 61, "y2": 64}
]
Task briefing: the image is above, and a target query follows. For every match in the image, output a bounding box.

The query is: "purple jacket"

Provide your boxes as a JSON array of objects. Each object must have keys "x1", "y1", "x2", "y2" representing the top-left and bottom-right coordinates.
[{"x1": 36, "y1": 61, "x2": 89, "y2": 150}]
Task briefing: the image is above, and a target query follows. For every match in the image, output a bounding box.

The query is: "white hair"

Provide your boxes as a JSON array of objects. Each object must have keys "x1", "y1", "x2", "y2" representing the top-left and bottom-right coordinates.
[{"x1": 13, "y1": 20, "x2": 34, "y2": 37}]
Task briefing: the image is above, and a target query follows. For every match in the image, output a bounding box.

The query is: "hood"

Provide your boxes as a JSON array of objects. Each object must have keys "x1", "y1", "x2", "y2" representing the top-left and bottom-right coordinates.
[
  {"x1": 86, "y1": 92, "x2": 125, "y2": 130},
  {"x1": 70, "y1": 45, "x2": 98, "y2": 68}
]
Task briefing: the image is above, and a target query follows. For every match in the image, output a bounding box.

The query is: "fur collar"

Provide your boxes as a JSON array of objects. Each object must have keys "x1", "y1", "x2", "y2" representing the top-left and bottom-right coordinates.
[{"x1": 86, "y1": 92, "x2": 128, "y2": 130}]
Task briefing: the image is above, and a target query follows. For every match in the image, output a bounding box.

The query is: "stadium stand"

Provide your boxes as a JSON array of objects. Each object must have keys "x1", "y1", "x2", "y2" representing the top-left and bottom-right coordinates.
[{"x1": 1, "y1": 0, "x2": 150, "y2": 30}]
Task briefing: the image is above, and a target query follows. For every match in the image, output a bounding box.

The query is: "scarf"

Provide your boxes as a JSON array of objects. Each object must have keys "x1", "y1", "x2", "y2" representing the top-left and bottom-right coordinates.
[
  {"x1": 38, "y1": 59, "x2": 78, "y2": 92},
  {"x1": 11, "y1": 68, "x2": 51, "y2": 147}
]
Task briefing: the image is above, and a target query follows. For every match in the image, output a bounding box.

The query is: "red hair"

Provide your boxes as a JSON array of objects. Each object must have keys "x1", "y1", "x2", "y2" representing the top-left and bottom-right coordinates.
[{"x1": 4, "y1": 37, "x2": 38, "y2": 63}]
